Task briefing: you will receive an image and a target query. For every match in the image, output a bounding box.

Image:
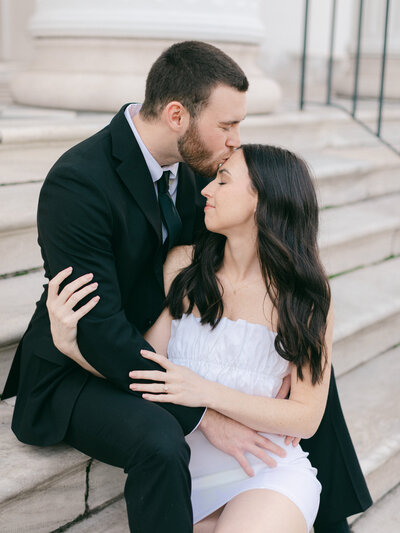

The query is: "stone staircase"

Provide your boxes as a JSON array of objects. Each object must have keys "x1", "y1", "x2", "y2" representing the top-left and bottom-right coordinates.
[{"x1": 0, "y1": 104, "x2": 399, "y2": 532}]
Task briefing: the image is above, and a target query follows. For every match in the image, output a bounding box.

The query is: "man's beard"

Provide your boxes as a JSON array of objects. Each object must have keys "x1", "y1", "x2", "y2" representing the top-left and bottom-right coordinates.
[{"x1": 178, "y1": 120, "x2": 219, "y2": 178}]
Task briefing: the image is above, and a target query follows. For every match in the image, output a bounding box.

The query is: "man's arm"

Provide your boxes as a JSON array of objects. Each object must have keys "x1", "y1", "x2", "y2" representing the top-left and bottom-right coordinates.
[{"x1": 38, "y1": 165, "x2": 204, "y2": 434}]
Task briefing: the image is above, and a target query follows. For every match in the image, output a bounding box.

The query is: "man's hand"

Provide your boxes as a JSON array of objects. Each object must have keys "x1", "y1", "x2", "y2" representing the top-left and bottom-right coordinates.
[
  {"x1": 199, "y1": 409, "x2": 286, "y2": 477},
  {"x1": 275, "y1": 373, "x2": 300, "y2": 446}
]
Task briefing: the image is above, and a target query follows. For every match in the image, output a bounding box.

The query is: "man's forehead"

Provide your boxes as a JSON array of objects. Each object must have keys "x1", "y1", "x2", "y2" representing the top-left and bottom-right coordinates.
[{"x1": 204, "y1": 85, "x2": 247, "y2": 120}]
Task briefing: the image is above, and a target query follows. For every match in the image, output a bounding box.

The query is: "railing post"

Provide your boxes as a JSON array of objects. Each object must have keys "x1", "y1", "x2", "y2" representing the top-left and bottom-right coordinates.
[
  {"x1": 300, "y1": 0, "x2": 310, "y2": 111},
  {"x1": 377, "y1": 0, "x2": 391, "y2": 137},
  {"x1": 326, "y1": 0, "x2": 337, "y2": 105},
  {"x1": 352, "y1": 0, "x2": 364, "y2": 118}
]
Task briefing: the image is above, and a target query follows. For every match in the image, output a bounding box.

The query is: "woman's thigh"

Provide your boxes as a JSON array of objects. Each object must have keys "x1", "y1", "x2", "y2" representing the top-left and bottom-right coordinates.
[
  {"x1": 214, "y1": 489, "x2": 308, "y2": 533},
  {"x1": 193, "y1": 506, "x2": 225, "y2": 533}
]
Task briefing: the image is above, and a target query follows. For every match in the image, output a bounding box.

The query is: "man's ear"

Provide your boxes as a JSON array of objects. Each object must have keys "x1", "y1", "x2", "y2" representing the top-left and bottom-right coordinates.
[{"x1": 163, "y1": 101, "x2": 190, "y2": 133}]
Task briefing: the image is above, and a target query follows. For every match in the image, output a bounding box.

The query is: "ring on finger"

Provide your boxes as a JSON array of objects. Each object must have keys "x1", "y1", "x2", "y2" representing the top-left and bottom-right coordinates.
[{"x1": 163, "y1": 384, "x2": 169, "y2": 392}]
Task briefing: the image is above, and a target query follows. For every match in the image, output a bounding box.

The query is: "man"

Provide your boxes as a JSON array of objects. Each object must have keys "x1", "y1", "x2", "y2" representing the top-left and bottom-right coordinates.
[{"x1": 2, "y1": 41, "x2": 371, "y2": 532}]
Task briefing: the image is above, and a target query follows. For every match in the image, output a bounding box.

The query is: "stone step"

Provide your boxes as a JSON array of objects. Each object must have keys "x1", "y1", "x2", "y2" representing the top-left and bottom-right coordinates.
[
  {"x1": 337, "y1": 345, "x2": 400, "y2": 510},
  {"x1": 0, "y1": 400, "x2": 126, "y2": 533},
  {"x1": 2, "y1": 185, "x2": 399, "y2": 277},
  {"x1": 0, "y1": 106, "x2": 111, "y2": 148},
  {"x1": 0, "y1": 182, "x2": 42, "y2": 232},
  {"x1": 307, "y1": 145, "x2": 400, "y2": 208},
  {"x1": 319, "y1": 193, "x2": 400, "y2": 276},
  {"x1": 351, "y1": 483, "x2": 400, "y2": 533},
  {"x1": 0, "y1": 181, "x2": 42, "y2": 276},
  {"x1": 331, "y1": 256, "x2": 400, "y2": 377},
  {"x1": 13, "y1": 346, "x2": 399, "y2": 533},
  {"x1": 65, "y1": 498, "x2": 128, "y2": 533},
  {"x1": 0, "y1": 143, "x2": 77, "y2": 185},
  {"x1": 0, "y1": 271, "x2": 44, "y2": 392},
  {"x1": 1, "y1": 253, "x2": 400, "y2": 391},
  {"x1": 242, "y1": 105, "x2": 400, "y2": 152}
]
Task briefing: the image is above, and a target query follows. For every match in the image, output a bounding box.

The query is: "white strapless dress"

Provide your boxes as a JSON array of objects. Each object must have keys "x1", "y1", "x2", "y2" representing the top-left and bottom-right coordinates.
[{"x1": 168, "y1": 313, "x2": 321, "y2": 532}]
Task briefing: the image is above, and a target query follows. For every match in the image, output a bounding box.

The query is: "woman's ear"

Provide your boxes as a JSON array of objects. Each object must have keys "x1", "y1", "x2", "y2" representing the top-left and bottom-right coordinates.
[{"x1": 163, "y1": 101, "x2": 189, "y2": 133}]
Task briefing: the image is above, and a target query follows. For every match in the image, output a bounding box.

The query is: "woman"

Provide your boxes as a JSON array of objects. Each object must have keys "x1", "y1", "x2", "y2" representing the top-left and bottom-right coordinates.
[{"x1": 47, "y1": 144, "x2": 333, "y2": 533}]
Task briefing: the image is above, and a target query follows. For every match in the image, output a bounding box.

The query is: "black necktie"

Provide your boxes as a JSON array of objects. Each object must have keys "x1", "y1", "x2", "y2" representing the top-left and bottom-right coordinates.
[{"x1": 157, "y1": 171, "x2": 182, "y2": 251}]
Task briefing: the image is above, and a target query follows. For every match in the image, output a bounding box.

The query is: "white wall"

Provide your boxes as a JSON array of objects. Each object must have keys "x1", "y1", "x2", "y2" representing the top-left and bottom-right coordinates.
[
  {"x1": 0, "y1": 0, "x2": 36, "y2": 62},
  {"x1": 258, "y1": 0, "x2": 355, "y2": 84}
]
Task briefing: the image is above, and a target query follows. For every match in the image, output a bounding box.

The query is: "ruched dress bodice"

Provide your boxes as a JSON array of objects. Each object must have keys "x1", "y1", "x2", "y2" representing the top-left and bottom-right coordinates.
[{"x1": 167, "y1": 313, "x2": 321, "y2": 531}]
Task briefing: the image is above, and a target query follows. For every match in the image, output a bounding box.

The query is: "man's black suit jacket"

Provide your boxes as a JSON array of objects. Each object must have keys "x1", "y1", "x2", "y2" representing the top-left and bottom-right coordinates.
[
  {"x1": 3, "y1": 104, "x2": 208, "y2": 443},
  {"x1": 2, "y1": 104, "x2": 371, "y2": 525}
]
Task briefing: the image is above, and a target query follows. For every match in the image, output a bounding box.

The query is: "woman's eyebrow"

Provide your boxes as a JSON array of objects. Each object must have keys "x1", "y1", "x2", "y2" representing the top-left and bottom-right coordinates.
[{"x1": 218, "y1": 168, "x2": 231, "y2": 176}]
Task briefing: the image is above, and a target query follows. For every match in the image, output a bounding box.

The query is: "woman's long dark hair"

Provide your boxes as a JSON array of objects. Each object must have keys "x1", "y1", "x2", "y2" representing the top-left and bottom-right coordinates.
[{"x1": 166, "y1": 144, "x2": 331, "y2": 384}]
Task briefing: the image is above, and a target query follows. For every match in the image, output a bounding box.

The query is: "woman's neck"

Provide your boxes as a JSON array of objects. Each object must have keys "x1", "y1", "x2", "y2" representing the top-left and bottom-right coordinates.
[{"x1": 221, "y1": 231, "x2": 260, "y2": 283}]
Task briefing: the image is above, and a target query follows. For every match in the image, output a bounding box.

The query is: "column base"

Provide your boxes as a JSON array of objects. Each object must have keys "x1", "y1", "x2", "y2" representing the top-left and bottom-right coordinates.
[{"x1": 10, "y1": 38, "x2": 281, "y2": 114}]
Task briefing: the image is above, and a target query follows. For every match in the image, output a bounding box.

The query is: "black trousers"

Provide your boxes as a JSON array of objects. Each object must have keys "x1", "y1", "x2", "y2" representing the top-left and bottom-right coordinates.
[{"x1": 64, "y1": 376, "x2": 193, "y2": 533}]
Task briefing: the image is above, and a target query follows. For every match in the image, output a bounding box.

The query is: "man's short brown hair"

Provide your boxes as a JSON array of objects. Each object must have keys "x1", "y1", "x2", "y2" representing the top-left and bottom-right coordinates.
[{"x1": 140, "y1": 41, "x2": 249, "y2": 120}]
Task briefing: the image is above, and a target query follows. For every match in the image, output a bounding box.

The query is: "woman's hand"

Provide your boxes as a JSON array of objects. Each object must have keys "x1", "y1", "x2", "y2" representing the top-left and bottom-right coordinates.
[
  {"x1": 129, "y1": 350, "x2": 209, "y2": 407},
  {"x1": 46, "y1": 267, "x2": 100, "y2": 372}
]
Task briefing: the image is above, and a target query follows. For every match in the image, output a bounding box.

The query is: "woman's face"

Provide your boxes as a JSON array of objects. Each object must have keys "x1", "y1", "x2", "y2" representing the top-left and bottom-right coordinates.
[{"x1": 201, "y1": 149, "x2": 258, "y2": 236}]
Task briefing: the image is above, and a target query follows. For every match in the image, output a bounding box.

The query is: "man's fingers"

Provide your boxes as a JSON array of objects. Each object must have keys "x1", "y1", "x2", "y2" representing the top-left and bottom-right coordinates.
[
  {"x1": 256, "y1": 435, "x2": 286, "y2": 458},
  {"x1": 276, "y1": 374, "x2": 291, "y2": 399},
  {"x1": 284, "y1": 435, "x2": 301, "y2": 446},
  {"x1": 74, "y1": 296, "x2": 100, "y2": 321},
  {"x1": 47, "y1": 266, "x2": 73, "y2": 299},
  {"x1": 234, "y1": 453, "x2": 255, "y2": 477},
  {"x1": 250, "y1": 447, "x2": 277, "y2": 469}
]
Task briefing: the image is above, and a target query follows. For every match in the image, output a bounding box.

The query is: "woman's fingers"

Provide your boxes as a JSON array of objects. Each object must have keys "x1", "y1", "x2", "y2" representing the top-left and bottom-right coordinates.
[
  {"x1": 47, "y1": 266, "x2": 73, "y2": 300},
  {"x1": 66, "y1": 282, "x2": 98, "y2": 310},
  {"x1": 58, "y1": 273, "x2": 95, "y2": 304},
  {"x1": 130, "y1": 382, "x2": 168, "y2": 393},
  {"x1": 129, "y1": 369, "x2": 166, "y2": 382},
  {"x1": 73, "y1": 295, "x2": 100, "y2": 321}
]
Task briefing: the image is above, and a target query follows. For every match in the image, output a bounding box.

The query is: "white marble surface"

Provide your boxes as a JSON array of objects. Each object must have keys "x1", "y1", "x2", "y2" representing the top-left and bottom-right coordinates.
[
  {"x1": 338, "y1": 345, "x2": 400, "y2": 495},
  {"x1": 67, "y1": 498, "x2": 129, "y2": 533},
  {"x1": 319, "y1": 193, "x2": 400, "y2": 275},
  {"x1": 352, "y1": 483, "x2": 400, "y2": 533},
  {"x1": 0, "y1": 182, "x2": 41, "y2": 232},
  {"x1": 87, "y1": 461, "x2": 126, "y2": 512},
  {"x1": 0, "y1": 144, "x2": 76, "y2": 185},
  {"x1": 0, "y1": 228, "x2": 42, "y2": 276},
  {"x1": 0, "y1": 270, "x2": 45, "y2": 346}
]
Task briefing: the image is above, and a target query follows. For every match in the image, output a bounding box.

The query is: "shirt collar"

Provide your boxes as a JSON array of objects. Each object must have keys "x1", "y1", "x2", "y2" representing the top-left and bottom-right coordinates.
[{"x1": 124, "y1": 103, "x2": 179, "y2": 183}]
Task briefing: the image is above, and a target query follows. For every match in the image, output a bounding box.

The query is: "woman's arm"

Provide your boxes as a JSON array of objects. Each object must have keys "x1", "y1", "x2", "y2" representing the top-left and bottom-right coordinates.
[
  {"x1": 46, "y1": 246, "x2": 193, "y2": 374},
  {"x1": 131, "y1": 303, "x2": 334, "y2": 440}
]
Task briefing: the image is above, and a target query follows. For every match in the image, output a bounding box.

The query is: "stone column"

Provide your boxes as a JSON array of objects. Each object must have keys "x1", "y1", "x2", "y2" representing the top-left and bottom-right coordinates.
[
  {"x1": 336, "y1": 0, "x2": 400, "y2": 99},
  {"x1": 11, "y1": 0, "x2": 281, "y2": 113}
]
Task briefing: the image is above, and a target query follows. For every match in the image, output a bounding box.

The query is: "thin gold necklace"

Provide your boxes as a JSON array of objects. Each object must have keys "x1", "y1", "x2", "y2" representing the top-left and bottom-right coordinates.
[{"x1": 220, "y1": 272, "x2": 260, "y2": 295}]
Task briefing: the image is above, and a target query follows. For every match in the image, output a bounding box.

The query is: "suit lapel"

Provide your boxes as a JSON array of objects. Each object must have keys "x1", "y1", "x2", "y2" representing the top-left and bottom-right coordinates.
[{"x1": 110, "y1": 105, "x2": 162, "y2": 243}]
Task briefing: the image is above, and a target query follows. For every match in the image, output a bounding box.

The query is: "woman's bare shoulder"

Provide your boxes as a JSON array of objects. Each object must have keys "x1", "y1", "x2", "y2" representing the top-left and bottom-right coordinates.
[{"x1": 163, "y1": 245, "x2": 194, "y2": 293}]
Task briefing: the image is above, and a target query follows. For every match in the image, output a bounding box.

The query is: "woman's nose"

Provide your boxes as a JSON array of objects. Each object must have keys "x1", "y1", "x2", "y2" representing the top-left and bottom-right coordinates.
[{"x1": 201, "y1": 182, "x2": 212, "y2": 198}]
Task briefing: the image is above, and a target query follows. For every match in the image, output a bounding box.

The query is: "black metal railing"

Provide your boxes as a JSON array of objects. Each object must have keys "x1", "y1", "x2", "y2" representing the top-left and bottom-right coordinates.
[{"x1": 300, "y1": 0, "x2": 399, "y2": 156}]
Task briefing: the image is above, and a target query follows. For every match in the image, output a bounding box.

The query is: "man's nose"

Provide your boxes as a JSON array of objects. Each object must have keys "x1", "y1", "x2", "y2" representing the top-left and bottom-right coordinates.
[{"x1": 226, "y1": 126, "x2": 241, "y2": 149}]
